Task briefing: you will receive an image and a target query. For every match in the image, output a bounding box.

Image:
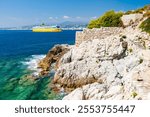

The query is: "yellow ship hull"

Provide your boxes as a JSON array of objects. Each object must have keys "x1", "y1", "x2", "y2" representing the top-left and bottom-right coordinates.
[{"x1": 32, "y1": 28, "x2": 62, "y2": 32}]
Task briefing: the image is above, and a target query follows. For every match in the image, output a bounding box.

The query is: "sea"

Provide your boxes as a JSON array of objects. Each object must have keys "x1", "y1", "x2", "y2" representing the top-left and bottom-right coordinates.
[{"x1": 0, "y1": 30, "x2": 76, "y2": 100}]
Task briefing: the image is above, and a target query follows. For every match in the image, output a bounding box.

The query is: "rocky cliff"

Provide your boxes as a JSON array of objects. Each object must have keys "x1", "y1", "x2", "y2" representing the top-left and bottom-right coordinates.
[{"x1": 40, "y1": 10, "x2": 150, "y2": 100}]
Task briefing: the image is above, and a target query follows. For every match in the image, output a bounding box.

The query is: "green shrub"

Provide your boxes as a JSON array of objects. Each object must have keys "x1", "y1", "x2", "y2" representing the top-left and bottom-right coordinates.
[
  {"x1": 87, "y1": 19, "x2": 101, "y2": 29},
  {"x1": 144, "y1": 11, "x2": 150, "y2": 17},
  {"x1": 131, "y1": 92, "x2": 138, "y2": 98},
  {"x1": 125, "y1": 5, "x2": 150, "y2": 16},
  {"x1": 128, "y1": 48, "x2": 133, "y2": 53},
  {"x1": 125, "y1": 10, "x2": 134, "y2": 15},
  {"x1": 134, "y1": 8, "x2": 144, "y2": 14},
  {"x1": 87, "y1": 10, "x2": 123, "y2": 29},
  {"x1": 140, "y1": 17, "x2": 150, "y2": 34}
]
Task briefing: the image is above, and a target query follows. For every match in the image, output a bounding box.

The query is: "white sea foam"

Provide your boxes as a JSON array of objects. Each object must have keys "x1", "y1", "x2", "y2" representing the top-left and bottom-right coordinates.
[{"x1": 22, "y1": 55, "x2": 46, "y2": 76}]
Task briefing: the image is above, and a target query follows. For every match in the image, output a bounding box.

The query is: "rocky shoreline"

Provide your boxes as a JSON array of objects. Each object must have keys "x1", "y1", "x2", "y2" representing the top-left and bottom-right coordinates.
[
  {"x1": 38, "y1": 45, "x2": 71, "y2": 76},
  {"x1": 38, "y1": 12, "x2": 150, "y2": 100}
]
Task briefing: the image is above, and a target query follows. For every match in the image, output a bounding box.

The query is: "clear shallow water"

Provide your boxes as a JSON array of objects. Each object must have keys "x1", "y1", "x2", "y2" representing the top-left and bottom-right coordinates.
[{"x1": 0, "y1": 30, "x2": 76, "y2": 100}]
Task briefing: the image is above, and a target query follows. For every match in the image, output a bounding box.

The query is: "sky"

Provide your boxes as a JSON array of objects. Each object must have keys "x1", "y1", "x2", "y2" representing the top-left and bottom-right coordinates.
[{"x1": 0, "y1": 0, "x2": 150, "y2": 27}]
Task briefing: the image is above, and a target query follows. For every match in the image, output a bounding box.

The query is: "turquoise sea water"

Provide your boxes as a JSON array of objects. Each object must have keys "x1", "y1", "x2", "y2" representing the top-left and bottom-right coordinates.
[{"x1": 0, "y1": 30, "x2": 76, "y2": 100}]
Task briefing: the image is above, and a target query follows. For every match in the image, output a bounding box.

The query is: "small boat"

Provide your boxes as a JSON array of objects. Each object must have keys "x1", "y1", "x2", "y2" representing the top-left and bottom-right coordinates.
[{"x1": 32, "y1": 25, "x2": 62, "y2": 32}]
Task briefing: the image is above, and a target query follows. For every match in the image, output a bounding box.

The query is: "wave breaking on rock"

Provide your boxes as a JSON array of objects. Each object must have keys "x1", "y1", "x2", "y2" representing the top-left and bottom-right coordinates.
[{"x1": 22, "y1": 55, "x2": 46, "y2": 77}]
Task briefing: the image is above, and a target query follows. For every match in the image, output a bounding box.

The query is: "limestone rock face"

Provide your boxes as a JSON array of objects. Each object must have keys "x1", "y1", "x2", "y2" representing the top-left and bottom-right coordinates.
[
  {"x1": 62, "y1": 83, "x2": 124, "y2": 100},
  {"x1": 53, "y1": 36, "x2": 128, "y2": 88},
  {"x1": 62, "y1": 50, "x2": 150, "y2": 100},
  {"x1": 38, "y1": 45, "x2": 71, "y2": 76},
  {"x1": 121, "y1": 14, "x2": 143, "y2": 27},
  {"x1": 123, "y1": 60, "x2": 150, "y2": 100},
  {"x1": 63, "y1": 88, "x2": 84, "y2": 100},
  {"x1": 54, "y1": 27, "x2": 150, "y2": 88},
  {"x1": 54, "y1": 26, "x2": 150, "y2": 100}
]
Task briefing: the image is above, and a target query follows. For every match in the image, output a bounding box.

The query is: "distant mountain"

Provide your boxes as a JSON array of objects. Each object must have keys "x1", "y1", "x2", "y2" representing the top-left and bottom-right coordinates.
[
  {"x1": 59, "y1": 21, "x2": 87, "y2": 25},
  {"x1": 58, "y1": 21, "x2": 87, "y2": 29},
  {"x1": 0, "y1": 25, "x2": 37, "y2": 30},
  {"x1": 0, "y1": 21, "x2": 88, "y2": 30}
]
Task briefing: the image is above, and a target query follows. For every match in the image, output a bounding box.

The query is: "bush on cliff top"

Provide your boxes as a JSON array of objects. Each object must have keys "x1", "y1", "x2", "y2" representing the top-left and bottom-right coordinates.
[
  {"x1": 140, "y1": 17, "x2": 150, "y2": 34},
  {"x1": 125, "y1": 5, "x2": 150, "y2": 16},
  {"x1": 87, "y1": 10, "x2": 123, "y2": 29}
]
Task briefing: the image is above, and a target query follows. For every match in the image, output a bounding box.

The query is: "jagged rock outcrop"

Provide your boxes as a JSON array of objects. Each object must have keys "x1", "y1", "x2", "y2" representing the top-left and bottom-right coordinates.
[
  {"x1": 38, "y1": 45, "x2": 71, "y2": 76},
  {"x1": 121, "y1": 14, "x2": 143, "y2": 27},
  {"x1": 53, "y1": 36, "x2": 128, "y2": 88}
]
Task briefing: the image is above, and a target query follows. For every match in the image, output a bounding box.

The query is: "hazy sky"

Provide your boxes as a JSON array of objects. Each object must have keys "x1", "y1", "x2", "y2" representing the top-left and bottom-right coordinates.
[{"x1": 0, "y1": 0, "x2": 149, "y2": 27}]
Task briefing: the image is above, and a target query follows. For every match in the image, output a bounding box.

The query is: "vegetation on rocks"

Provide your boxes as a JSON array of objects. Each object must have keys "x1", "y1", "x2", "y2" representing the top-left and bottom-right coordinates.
[
  {"x1": 131, "y1": 92, "x2": 138, "y2": 98},
  {"x1": 125, "y1": 5, "x2": 150, "y2": 15},
  {"x1": 140, "y1": 17, "x2": 150, "y2": 34},
  {"x1": 87, "y1": 5, "x2": 150, "y2": 29},
  {"x1": 87, "y1": 10, "x2": 123, "y2": 29}
]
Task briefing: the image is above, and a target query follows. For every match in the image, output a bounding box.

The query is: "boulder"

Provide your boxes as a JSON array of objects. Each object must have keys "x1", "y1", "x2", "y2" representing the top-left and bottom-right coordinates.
[
  {"x1": 63, "y1": 88, "x2": 84, "y2": 100},
  {"x1": 121, "y1": 14, "x2": 143, "y2": 27}
]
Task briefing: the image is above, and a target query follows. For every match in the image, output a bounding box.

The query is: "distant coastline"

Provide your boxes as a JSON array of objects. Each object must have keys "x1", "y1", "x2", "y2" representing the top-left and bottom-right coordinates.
[
  {"x1": 0, "y1": 21, "x2": 87, "y2": 31},
  {"x1": 0, "y1": 28, "x2": 84, "y2": 31}
]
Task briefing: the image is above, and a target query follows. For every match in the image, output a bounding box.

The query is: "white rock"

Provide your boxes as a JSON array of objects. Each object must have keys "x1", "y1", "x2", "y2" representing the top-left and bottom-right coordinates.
[
  {"x1": 63, "y1": 88, "x2": 84, "y2": 100},
  {"x1": 104, "y1": 85, "x2": 123, "y2": 98},
  {"x1": 121, "y1": 14, "x2": 143, "y2": 27},
  {"x1": 54, "y1": 36, "x2": 127, "y2": 87}
]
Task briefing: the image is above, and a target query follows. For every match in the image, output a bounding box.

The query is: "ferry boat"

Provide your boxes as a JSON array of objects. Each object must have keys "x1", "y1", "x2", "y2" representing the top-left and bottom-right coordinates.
[{"x1": 32, "y1": 25, "x2": 62, "y2": 32}]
